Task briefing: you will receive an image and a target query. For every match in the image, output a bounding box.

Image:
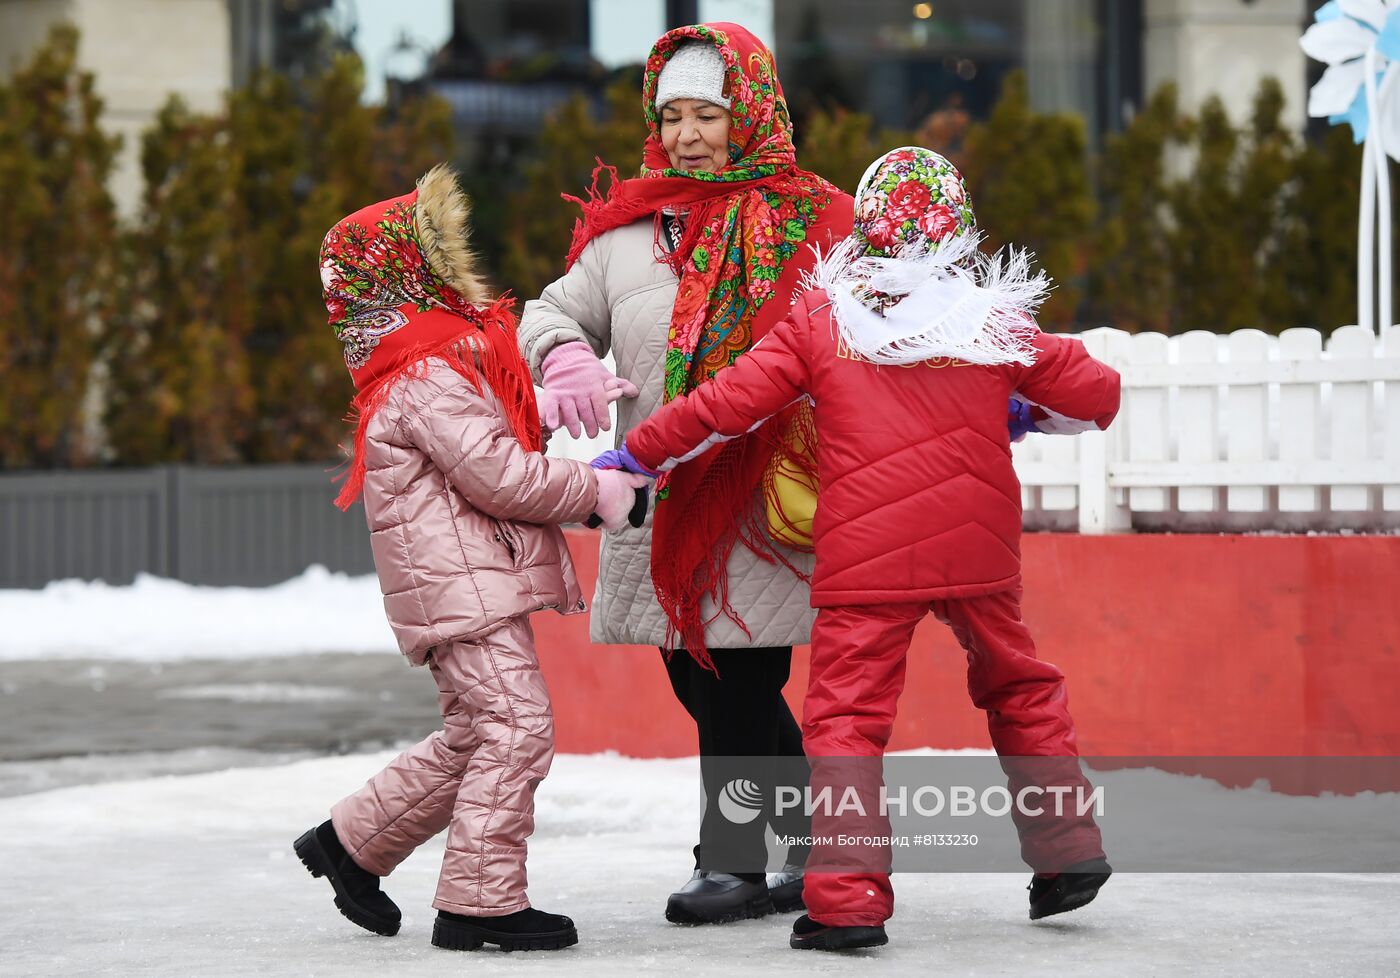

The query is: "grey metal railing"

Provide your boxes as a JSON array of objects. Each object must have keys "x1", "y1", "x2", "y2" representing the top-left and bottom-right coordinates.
[{"x1": 0, "y1": 464, "x2": 373, "y2": 589}]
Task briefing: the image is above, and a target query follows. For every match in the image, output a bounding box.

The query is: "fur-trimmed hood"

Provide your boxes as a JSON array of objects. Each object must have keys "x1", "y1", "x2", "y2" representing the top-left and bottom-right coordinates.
[
  {"x1": 321, "y1": 165, "x2": 540, "y2": 510},
  {"x1": 320, "y1": 164, "x2": 498, "y2": 375},
  {"x1": 414, "y1": 163, "x2": 490, "y2": 307}
]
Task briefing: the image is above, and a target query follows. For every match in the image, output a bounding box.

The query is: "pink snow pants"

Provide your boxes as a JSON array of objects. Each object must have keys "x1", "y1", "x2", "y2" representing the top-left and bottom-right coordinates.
[
  {"x1": 802, "y1": 590, "x2": 1106, "y2": 928},
  {"x1": 330, "y1": 616, "x2": 553, "y2": 915}
]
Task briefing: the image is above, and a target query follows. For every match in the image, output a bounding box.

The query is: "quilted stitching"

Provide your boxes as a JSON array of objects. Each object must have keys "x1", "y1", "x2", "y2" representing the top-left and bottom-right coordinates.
[
  {"x1": 520, "y1": 222, "x2": 817, "y2": 649},
  {"x1": 359, "y1": 361, "x2": 588, "y2": 661}
]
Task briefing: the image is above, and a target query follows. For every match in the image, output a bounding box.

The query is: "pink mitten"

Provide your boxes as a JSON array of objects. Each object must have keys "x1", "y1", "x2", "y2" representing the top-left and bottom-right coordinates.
[
  {"x1": 593, "y1": 469, "x2": 651, "y2": 530},
  {"x1": 539, "y1": 342, "x2": 639, "y2": 438}
]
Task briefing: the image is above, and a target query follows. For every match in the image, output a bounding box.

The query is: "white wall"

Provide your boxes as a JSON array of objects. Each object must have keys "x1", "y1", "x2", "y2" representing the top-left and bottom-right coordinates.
[
  {"x1": 0, "y1": 0, "x2": 75, "y2": 75},
  {"x1": 1145, "y1": 0, "x2": 1309, "y2": 129},
  {"x1": 0, "y1": 0, "x2": 231, "y2": 218}
]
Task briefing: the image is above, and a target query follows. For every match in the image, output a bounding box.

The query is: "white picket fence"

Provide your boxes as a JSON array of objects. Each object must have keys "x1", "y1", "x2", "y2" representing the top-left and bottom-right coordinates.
[{"x1": 1014, "y1": 325, "x2": 1400, "y2": 533}]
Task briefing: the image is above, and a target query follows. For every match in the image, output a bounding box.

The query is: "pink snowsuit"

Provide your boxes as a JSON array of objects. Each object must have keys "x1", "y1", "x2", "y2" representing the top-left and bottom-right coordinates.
[{"x1": 330, "y1": 358, "x2": 598, "y2": 915}]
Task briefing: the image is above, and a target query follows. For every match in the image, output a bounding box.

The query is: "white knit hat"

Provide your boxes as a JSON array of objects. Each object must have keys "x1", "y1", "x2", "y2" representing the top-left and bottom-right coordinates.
[{"x1": 654, "y1": 42, "x2": 728, "y2": 111}]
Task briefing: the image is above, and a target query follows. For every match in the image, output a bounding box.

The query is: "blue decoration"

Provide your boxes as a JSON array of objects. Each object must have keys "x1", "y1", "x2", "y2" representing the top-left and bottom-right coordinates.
[{"x1": 1314, "y1": 1, "x2": 1343, "y2": 23}]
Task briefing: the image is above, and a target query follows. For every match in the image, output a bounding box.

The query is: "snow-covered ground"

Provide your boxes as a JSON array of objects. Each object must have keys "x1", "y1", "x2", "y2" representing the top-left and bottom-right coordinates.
[
  {"x1": 2, "y1": 568, "x2": 1397, "y2": 975},
  {"x1": 1, "y1": 751, "x2": 1396, "y2": 978},
  {"x1": 0, "y1": 568, "x2": 393, "y2": 661}
]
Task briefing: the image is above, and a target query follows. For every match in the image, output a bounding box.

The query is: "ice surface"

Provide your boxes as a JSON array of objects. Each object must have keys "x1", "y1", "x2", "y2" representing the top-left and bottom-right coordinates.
[{"x1": 0, "y1": 751, "x2": 1396, "y2": 977}]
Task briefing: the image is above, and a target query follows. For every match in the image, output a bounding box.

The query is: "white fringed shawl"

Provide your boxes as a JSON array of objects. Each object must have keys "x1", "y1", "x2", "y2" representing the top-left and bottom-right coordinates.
[{"x1": 802, "y1": 229, "x2": 1051, "y2": 368}]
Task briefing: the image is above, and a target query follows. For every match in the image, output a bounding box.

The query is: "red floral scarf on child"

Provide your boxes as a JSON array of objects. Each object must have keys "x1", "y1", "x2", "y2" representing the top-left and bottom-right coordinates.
[
  {"x1": 321, "y1": 184, "x2": 541, "y2": 511},
  {"x1": 563, "y1": 23, "x2": 853, "y2": 668}
]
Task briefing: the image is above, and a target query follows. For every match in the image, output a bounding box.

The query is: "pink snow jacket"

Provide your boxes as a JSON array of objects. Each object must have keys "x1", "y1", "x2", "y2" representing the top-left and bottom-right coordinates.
[{"x1": 361, "y1": 358, "x2": 600, "y2": 664}]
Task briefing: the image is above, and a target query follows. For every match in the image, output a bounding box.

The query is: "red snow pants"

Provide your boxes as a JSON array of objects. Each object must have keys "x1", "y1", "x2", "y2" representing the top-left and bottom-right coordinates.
[{"x1": 801, "y1": 589, "x2": 1106, "y2": 928}]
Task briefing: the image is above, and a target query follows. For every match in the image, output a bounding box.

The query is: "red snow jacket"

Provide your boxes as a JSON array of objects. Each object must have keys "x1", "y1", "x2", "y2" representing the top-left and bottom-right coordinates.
[{"x1": 627, "y1": 289, "x2": 1121, "y2": 606}]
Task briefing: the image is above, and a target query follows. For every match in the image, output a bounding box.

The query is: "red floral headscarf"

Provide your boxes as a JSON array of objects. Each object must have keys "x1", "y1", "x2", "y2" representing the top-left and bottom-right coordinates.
[
  {"x1": 322, "y1": 178, "x2": 540, "y2": 511},
  {"x1": 853, "y1": 146, "x2": 976, "y2": 259},
  {"x1": 564, "y1": 23, "x2": 854, "y2": 667}
]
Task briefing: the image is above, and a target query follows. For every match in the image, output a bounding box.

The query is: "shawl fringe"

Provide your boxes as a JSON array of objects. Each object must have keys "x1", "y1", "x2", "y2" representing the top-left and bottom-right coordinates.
[
  {"x1": 804, "y1": 231, "x2": 1049, "y2": 367},
  {"x1": 757, "y1": 400, "x2": 820, "y2": 556},
  {"x1": 334, "y1": 296, "x2": 537, "y2": 511}
]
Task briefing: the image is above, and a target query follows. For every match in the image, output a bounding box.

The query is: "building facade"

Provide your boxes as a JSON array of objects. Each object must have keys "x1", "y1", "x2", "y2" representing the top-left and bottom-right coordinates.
[
  {"x1": 0, "y1": 0, "x2": 1321, "y2": 214},
  {"x1": 0, "y1": 0, "x2": 352, "y2": 216},
  {"x1": 0, "y1": 0, "x2": 232, "y2": 217},
  {"x1": 421, "y1": 0, "x2": 1311, "y2": 144}
]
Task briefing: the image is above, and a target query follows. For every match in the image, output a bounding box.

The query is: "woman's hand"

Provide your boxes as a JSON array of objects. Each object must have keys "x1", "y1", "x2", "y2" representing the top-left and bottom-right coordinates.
[{"x1": 538, "y1": 342, "x2": 639, "y2": 438}]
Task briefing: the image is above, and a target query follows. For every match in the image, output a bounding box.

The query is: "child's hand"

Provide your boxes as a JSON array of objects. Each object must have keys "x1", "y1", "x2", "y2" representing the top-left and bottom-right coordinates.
[
  {"x1": 1008, "y1": 398, "x2": 1038, "y2": 442},
  {"x1": 593, "y1": 470, "x2": 651, "y2": 530},
  {"x1": 590, "y1": 443, "x2": 658, "y2": 477}
]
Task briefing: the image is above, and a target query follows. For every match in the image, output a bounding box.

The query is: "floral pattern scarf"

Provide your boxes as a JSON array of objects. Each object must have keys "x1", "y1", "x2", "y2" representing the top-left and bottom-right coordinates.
[
  {"x1": 809, "y1": 147, "x2": 1046, "y2": 368},
  {"x1": 322, "y1": 191, "x2": 540, "y2": 511},
  {"x1": 563, "y1": 22, "x2": 854, "y2": 668}
]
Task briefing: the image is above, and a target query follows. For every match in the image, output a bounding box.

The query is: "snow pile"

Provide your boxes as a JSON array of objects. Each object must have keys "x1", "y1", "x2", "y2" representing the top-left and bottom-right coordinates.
[{"x1": 0, "y1": 565, "x2": 396, "y2": 662}]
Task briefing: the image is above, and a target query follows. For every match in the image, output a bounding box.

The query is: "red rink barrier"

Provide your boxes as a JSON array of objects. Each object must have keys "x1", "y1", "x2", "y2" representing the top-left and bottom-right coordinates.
[{"x1": 533, "y1": 530, "x2": 1400, "y2": 792}]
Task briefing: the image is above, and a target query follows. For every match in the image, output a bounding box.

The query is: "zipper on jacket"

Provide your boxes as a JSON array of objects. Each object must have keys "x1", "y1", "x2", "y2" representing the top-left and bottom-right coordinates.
[{"x1": 492, "y1": 519, "x2": 522, "y2": 566}]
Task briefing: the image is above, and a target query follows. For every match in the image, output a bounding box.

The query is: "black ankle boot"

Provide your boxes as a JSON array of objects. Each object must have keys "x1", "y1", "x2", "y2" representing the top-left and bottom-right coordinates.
[
  {"x1": 789, "y1": 913, "x2": 888, "y2": 951},
  {"x1": 1028, "y1": 857, "x2": 1113, "y2": 920},
  {"x1": 664, "y1": 870, "x2": 775, "y2": 925},
  {"x1": 431, "y1": 907, "x2": 578, "y2": 952},
  {"x1": 294, "y1": 820, "x2": 401, "y2": 936}
]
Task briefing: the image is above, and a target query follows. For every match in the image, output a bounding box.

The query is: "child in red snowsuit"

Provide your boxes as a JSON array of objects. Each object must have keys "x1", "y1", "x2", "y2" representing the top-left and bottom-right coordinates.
[{"x1": 599, "y1": 148, "x2": 1120, "y2": 951}]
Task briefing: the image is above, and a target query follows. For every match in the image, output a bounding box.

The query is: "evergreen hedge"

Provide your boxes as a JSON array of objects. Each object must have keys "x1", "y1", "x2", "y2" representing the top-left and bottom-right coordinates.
[{"x1": 0, "y1": 28, "x2": 1375, "y2": 467}]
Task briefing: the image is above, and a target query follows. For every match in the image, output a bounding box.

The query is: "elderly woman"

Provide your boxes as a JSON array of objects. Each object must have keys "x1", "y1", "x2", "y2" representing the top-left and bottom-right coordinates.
[{"x1": 518, "y1": 23, "x2": 854, "y2": 925}]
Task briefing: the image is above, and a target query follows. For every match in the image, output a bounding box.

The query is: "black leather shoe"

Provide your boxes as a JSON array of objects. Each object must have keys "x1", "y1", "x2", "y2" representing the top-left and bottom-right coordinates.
[
  {"x1": 1028, "y1": 857, "x2": 1113, "y2": 920},
  {"x1": 431, "y1": 907, "x2": 578, "y2": 951},
  {"x1": 294, "y1": 820, "x2": 401, "y2": 936},
  {"x1": 789, "y1": 913, "x2": 887, "y2": 951},
  {"x1": 665, "y1": 870, "x2": 775, "y2": 925},
  {"x1": 766, "y1": 863, "x2": 805, "y2": 913}
]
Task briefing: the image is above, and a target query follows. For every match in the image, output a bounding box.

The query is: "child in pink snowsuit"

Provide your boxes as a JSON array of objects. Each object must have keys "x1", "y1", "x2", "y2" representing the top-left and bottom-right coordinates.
[
  {"x1": 293, "y1": 166, "x2": 646, "y2": 953},
  {"x1": 603, "y1": 148, "x2": 1120, "y2": 951}
]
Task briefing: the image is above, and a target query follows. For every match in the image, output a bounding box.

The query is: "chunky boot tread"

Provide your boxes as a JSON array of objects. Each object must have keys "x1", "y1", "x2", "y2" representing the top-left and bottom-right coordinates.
[
  {"x1": 431, "y1": 914, "x2": 579, "y2": 952},
  {"x1": 789, "y1": 922, "x2": 888, "y2": 951},
  {"x1": 293, "y1": 826, "x2": 401, "y2": 938}
]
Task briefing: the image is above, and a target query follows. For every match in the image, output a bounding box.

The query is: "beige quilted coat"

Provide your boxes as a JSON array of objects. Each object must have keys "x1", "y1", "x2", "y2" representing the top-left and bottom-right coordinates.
[
  {"x1": 362, "y1": 358, "x2": 599, "y2": 664},
  {"x1": 518, "y1": 220, "x2": 816, "y2": 649}
]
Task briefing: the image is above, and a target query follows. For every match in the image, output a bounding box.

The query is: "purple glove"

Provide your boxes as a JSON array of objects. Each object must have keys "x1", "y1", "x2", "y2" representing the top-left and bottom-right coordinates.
[
  {"x1": 590, "y1": 442, "x2": 658, "y2": 477},
  {"x1": 538, "y1": 342, "x2": 639, "y2": 438},
  {"x1": 1008, "y1": 398, "x2": 1037, "y2": 442}
]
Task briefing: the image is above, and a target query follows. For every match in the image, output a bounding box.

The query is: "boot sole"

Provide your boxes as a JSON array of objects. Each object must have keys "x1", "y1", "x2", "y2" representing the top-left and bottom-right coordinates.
[
  {"x1": 293, "y1": 828, "x2": 400, "y2": 937},
  {"x1": 790, "y1": 926, "x2": 888, "y2": 951},
  {"x1": 665, "y1": 890, "x2": 775, "y2": 925},
  {"x1": 431, "y1": 916, "x2": 579, "y2": 952},
  {"x1": 1029, "y1": 870, "x2": 1112, "y2": 921}
]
